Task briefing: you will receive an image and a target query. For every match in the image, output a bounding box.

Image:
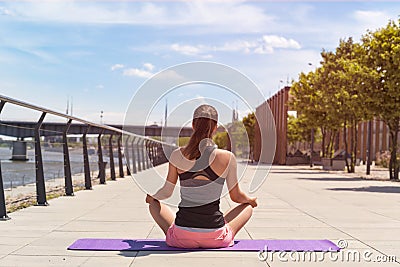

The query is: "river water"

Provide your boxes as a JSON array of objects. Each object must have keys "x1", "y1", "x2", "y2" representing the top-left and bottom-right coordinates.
[{"x1": 0, "y1": 146, "x2": 115, "y2": 189}]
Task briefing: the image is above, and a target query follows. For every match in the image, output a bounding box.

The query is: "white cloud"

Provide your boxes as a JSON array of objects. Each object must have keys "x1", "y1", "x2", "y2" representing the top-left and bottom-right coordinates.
[
  {"x1": 353, "y1": 10, "x2": 392, "y2": 32},
  {"x1": 123, "y1": 68, "x2": 153, "y2": 78},
  {"x1": 118, "y1": 63, "x2": 157, "y2": 79},
  {"x1": 171, "y1": 44, "x2": 210, "y2": 56},
  {"x1": 154, "y1": 70, "x2": 186, "y2": 82},
  {"x1": 96, "y1": 84, "x2": 104, "y2": 89},
  {"x1": 170, "y1": 43, "x2": 213, "y2": 58},
  {"x1": 111, "y1": 64, "x2": 124, "y2": 71},
  {"x1": 218, "y1": 40, "x2": 255, "y2": 53},
  {"x1": 1, "y1": 1, "x2": 272, "y2": 33},
  {"x1": 254, "y1": 35, "x2": 301, "y2": 54},
  {"x1": 262, "y1": 35, "x2": 301, "y2": 49},
  {"x1": 0, "y1": 7, "x2": 13, "y2": 16},
  {"x1": 143, "y1": 63, "x2": 154, "y2": 71},
  {"x1": 170, "y1": 35, "x2": 301, "y2": 57}
]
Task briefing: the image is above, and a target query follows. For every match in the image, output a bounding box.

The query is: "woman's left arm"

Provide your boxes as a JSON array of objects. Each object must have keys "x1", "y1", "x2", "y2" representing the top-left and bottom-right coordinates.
[{"x1": 147, "y1": 162, "x2": 178, "y2": 202}]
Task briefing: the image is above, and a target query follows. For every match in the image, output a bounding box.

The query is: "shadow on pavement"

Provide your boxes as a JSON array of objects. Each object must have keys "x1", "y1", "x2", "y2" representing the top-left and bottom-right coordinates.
[
  {"x1": 297, "y1": 177, "x2": 365, "y2": 182},
  {"x1": 270, "y1": 171, "x2": 331, "y2": 175},
  {"x1": 328, "y1": 186, "x2": 400, "y2": 193},
  {"x1": 119, "y1": 250, "x2": 193, "y2": 257}
]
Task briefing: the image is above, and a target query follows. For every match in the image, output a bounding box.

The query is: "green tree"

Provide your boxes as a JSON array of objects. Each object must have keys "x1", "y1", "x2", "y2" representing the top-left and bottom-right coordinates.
[
  {"x1": 178, "y1": 137, "x2": 190, "y2": 147},
  {"x1": 242, "y1": 112, "x2": 256, "y2": 162},
  {"x1": 226, "y1": 121, "x2": 248, "y2": 157},
  {"x1": 362, "y1": 19, "x2": 400, "y2": 180},
  {"x1": 287, "y1": 114, "x2": 312, "y2": 145},
  {"x1": 213, "y1": 131, "x2": 229, "y2": 150},
  {"x1": 290, "y1": 70, "x2": 341, "y2": 159},
  {"x1": 320, "y1": 38, "x2": 375, "y2": 172}
]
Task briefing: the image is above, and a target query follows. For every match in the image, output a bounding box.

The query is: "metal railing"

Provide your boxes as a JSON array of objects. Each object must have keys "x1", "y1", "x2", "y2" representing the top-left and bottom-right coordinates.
[{"x1": 0, "y1": 95, "x2": 176, "y2": 220}]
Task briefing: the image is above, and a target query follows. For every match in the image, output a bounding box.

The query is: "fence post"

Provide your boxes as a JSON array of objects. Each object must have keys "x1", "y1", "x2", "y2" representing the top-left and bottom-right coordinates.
[
  {"x1": 144, "y1": 139, "x2": 149, "y2": 170},
  {"x1": 154, "y1": 142, "x2": 159, "y2": 165},
  {"x1": 140, "y1": 139, "x2": 146, "y2": 170},
  {"x1": 82, "y1": 126, "x2": 92, "y2": 190},
  {"x1": 0, "y1": 161, "x2": 10, "y2": 220},
  {"x1": 146, "y1": 140, "x2": 152, "y2": 168},
  {"x1": 150, "y1": 141, "x2": 155, "y2": 167},
  {"x1": 109, "y1": 134, "x2": 116, "y2": 181},
  {"x1": 137, "y1": 139, "x2": 142, "y2": 171},
  {"x1": 148, "y1": 141, "x2": 153, "y2": 166},
  {"x1": 131, "y1": 137, "x2": 138, "y2": 173},
  {"x1": 98, "y1": 130, "x2": 106, "y2": 184},
  {"x1": 144, "y1": 140, "x2": 149, "y2": 169},
  {"x1": 63, "y1": 119, "x2": 74, "y2": 196},
  {"x1": 0, "y1": 101, "x2": 9, "y2": 220},
  {"x1": 35, "y1": 112, "x2": 47, "y2": 206},
  {"x1": 124, "y1": 136, "x2": 131, "y2": 175},
  {"x1": 117, "y1": 135, "x2": 124, "y2": 178}
]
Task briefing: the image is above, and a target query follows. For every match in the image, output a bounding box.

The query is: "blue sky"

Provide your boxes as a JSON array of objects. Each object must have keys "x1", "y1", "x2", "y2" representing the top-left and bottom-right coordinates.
[{"x1": 0, "y1": 1, "x2": 399, "y2": 126}]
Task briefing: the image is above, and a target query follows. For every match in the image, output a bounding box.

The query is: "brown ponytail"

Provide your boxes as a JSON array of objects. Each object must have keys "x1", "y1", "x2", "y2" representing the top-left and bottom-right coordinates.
[{"x1": 182, "y1": 105, "x2": 218, "y2": 160}]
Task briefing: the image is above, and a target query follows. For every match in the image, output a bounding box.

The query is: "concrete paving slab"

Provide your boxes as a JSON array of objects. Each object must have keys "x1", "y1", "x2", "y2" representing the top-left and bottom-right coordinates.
[
  {"x1": 0, "y1": 164, "x2": 399, "y2": 266},
  {"x1": 0, "y1": 255, "x2": 89, "y2": 267},
  {"x1": 131, "y1": 253, "x2": 264, "y2": 267},
  {"x1": 79, "y1": 256, "x2": 135, "y2": 267}
]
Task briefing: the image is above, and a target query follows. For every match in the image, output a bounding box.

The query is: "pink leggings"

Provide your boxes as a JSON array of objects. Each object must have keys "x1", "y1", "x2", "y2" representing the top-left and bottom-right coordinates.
[{"x1": 166, "y1": 223, "x2": 235, "y2": 248}]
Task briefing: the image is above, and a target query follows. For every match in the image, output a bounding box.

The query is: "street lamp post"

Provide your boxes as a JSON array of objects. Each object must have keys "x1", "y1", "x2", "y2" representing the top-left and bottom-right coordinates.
[{"x1": 307, "y1": 62, "x2": 316, "y2": 168}]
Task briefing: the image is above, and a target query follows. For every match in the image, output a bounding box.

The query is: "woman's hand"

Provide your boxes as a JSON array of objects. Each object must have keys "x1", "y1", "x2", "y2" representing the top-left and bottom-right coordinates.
[
  {"x1": 145, "y1": 194, "x2": 158, "y2": 204},
  {"x1": 247, "y1": 196, "x2": 258, "y2": 208}
]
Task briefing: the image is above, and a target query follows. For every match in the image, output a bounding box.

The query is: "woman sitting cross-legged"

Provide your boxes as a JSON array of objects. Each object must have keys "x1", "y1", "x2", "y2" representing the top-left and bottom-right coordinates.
[{"x1": 145, "y1": 104, "x2": 257, "y2": 248}]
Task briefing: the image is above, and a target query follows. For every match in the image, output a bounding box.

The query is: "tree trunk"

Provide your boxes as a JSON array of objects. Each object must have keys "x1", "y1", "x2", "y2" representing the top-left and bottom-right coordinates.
[
  {"x1": 349, "y1": 121, "x2": 355, "y2": 173},
  {"x1": 351, "y1": 119, "x2": 359, "y2": 173},
  {"x1": 344, "y1": 121, "x2": 350, "y2": 173},
  {"x1": 328, "y1": 130, "x2": 336, "y2": 158},
  {"x1": 389, "y1": 123, "x2": 399, "y2": 180},
  {"x1": 326, "y1": 130, "x2": 333, "y2": 158},
  {"x1": 389, "y1": 131, "x2": 394, "y2": 180},
  {"x1": 321, "y1": 127, "x2": 326, "y2": 158},
  {"x1": 325, "y1": 130, "x2": 330, "y2": 158}
]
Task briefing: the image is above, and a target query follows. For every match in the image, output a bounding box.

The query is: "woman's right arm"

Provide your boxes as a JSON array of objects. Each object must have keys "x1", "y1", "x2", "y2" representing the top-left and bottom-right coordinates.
[{"x1": 225, "y1": 153, "x2": 257, "y2": 208}]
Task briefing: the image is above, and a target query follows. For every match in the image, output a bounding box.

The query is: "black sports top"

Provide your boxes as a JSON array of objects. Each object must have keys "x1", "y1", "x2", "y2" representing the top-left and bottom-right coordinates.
[{"x1": 174, "y1": 146, "x2": 226, "y2": 229}]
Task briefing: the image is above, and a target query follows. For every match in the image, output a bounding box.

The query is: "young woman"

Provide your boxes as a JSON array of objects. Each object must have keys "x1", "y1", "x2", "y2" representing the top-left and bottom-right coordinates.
[{"x1": 145, "y1": 104, "x2": 257, "y2": 248}]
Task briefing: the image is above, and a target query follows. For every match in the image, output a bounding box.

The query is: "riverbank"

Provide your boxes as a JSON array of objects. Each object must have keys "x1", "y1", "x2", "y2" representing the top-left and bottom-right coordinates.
[{"x1": 4, "y1": 167, "x2": 118, "y2": 213}]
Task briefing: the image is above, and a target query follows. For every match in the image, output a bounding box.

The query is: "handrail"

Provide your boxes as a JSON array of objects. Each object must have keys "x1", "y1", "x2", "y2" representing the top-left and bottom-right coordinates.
[
  {"x1": 0, "y1": 94, "x2": 173, "y2": 146},
  {"x1": 0, "y1": 94, "x2": 175, "y2": 220}
]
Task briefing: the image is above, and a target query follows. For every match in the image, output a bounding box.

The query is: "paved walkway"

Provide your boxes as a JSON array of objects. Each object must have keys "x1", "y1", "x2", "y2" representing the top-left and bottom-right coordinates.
[{"x1": 0, "y1": 163, "x2": 399, "y2": 266}]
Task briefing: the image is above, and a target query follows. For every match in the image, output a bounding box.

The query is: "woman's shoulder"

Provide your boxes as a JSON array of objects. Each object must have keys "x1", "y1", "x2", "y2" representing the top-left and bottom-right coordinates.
[
  {"x1": 213, "y1": 148, "x2": 236, "y2": 164},
  {"x1": 214, "y1": 148, "x2": 234, "y2": 157},
  {"x1": 172, "y1": 147, "x2": 183, "y2": 154},
  {"x1": 170, "y1": 147, "x2": 184, "y2": 161}
]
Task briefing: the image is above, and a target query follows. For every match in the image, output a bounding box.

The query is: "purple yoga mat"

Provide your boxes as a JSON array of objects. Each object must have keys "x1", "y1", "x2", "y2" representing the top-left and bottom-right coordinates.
[{"x1": 68, "y1": 238, "x2": 340, "y2": 252}]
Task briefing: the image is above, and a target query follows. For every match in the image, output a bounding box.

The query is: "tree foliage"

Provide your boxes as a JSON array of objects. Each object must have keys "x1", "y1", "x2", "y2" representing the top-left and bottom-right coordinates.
[
  {"x1": 213, "y1": 131, "x2": 229, "y2": 150},
  {"x1": 362, "y1": 19, "x2": 400, "y2": 180},
  {"x1": 178, "y1": 137, "x2": 190, "y2": 147},
  {"x1": 287, "y1": 114, "x2": 312, "y2": 145},
  {"x1": 290, "y1": 19, "x2": 400, "y2": 179},
  {"x1": 242, "y1": 112, "x2": 255, "y2": 161}
]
